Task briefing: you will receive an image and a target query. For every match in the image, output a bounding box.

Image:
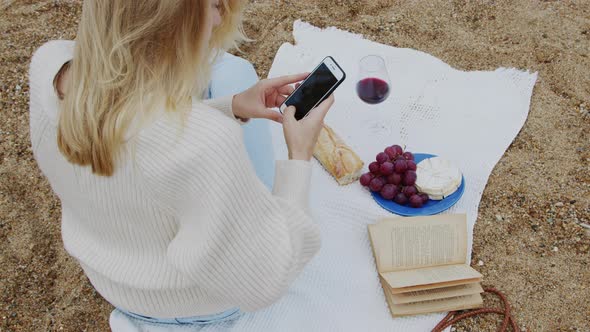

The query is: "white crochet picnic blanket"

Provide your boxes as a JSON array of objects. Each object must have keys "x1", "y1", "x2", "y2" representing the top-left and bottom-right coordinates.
[{"x1": 110, "y1": 21, "x2": 537, "y2": 332}]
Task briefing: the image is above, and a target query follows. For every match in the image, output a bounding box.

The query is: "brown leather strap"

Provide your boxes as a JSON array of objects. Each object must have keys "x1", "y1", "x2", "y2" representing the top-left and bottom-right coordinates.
[{"x1": 432, "y1": 288, "x2": 519, "y2": 332}]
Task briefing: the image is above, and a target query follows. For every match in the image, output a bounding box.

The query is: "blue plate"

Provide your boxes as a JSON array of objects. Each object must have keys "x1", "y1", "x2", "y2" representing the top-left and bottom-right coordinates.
[{"x1": 370, "y1": 153, "x2": 465, "y2": 216}]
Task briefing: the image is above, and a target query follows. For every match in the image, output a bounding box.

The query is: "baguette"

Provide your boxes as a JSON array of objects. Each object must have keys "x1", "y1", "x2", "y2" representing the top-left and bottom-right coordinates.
[{"x1": 313, "y1": 124, "x2": 364, "y2": 185}]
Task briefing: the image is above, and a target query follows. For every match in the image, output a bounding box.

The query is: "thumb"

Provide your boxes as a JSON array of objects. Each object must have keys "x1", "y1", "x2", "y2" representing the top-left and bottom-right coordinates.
[
  {"x1": 283, "y1": 106, "x2": 296, "y2": 123},
  {"x1": 307, "y1": 95, "x2": 334, "y2": 122}
]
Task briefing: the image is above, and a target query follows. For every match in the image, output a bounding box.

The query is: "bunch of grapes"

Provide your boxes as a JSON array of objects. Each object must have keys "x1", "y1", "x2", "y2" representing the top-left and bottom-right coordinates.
[{"x1": 359, "y1": 145, "x2": 429, "y2": 208}]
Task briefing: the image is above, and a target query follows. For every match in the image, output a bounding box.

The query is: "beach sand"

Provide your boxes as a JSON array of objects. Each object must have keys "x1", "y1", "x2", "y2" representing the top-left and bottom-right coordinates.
[{"x1": 1, "y1": 1, "x2": 588, "y2": 331}]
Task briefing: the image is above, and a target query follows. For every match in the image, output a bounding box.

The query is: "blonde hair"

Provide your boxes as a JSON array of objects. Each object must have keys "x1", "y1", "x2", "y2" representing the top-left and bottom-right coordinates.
[{"x1": 56, "y1": 0, "x2": 247, "y2": 176}]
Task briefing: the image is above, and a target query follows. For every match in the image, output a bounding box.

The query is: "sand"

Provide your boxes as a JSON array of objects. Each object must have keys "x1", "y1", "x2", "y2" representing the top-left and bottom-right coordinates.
[{"x1": 1, "y1": 1, "x2": 589, "y2": 331}]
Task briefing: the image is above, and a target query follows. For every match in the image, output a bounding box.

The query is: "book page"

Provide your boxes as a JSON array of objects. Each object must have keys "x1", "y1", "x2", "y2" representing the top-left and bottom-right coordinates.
[
  {"x1": 390, "y1": 282, "x2": 483, "y2": 304},
  {"x1": 381, "y1": 264, "x2": 482, "y2": 289},
  {"x1": 387, "y1": 293, "x2": 483, "y2": 317},
  {"x1": 389, "y1": 277, "x2": 482, "y2": 294},
  {"x1": 367, "y1": 214, "x2": 467, "y2": 272}
]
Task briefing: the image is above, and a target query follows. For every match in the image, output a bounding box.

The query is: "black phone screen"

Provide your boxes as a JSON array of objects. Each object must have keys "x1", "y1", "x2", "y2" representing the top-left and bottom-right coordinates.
[{"x1": 284, "y1": 63, "x2": 338, "y2": 120}]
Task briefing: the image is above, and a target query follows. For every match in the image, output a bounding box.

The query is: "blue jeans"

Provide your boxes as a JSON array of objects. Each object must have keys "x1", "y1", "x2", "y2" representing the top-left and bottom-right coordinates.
[
  {"x1": 115, "y1": 307, "x2": 241, "y2": 326},
  {"x1": 208, "y1": 52, "x2": 275, "y2": 190}
]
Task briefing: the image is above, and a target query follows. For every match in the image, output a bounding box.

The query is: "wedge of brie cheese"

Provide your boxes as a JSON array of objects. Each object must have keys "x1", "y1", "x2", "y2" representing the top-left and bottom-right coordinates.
[{"x1": 415, "y1": 157, "x2": 462, "y2": 200}]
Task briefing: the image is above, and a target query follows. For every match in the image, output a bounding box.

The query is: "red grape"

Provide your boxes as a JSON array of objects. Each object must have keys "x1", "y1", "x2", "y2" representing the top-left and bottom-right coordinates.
[
  {"x1": 419, "y1": 193, "x2": 429, "y2": 204},
  {"x1": 402, "y1": 185, "x2": 418, "y2": 197},
  {"x1": 360, "y1": 172, "x2": 374, "y2": 186},
  {"x1": 384, "y1": 146, "x2": 397, "y2": 159},
  {"x1": 369, "y1": 162, "x2": 381, "y2": 175},
  {"x1": 394, "y1": 159, "x2": 408, "y2": 173},
  {"x1": 380, "y1": 184, "x2": 397, "y2": 200},
  {"x1": 402, "y1": 170, "x2": 417, "y2": 186},
  {"x1": 409, "y1": 194, "x2": 423, "y2": 208},
  {"x1": 365, "y1": 144, "x2": 425, "y2": 208},
  {"x1": 403, "y1": 152, "x2": 414, "y2": 161},
  {"x1": 376, "y1": 152, "x2": 389, "y2": 164},
  {"x1": 386, "y1": 173, "x2": 402, "y2": 185},
  {"x1": 380, "y1": 162, "x2": 394, "y2": 175},
  {"x1": 394, "y1": 192, "x2": 408, "y2": 205},
  {"x1": 369, "y1": 177, "x2": 385, "y2": 192}
]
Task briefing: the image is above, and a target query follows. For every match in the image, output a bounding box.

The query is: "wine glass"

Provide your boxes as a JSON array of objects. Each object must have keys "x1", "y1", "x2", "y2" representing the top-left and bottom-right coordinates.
[
  {"x1": 356, "y1": 55, "x2": 392, "y2": 137},
  {"x1": 357, "y1": 55, "x2": 391, "y2": 104}
]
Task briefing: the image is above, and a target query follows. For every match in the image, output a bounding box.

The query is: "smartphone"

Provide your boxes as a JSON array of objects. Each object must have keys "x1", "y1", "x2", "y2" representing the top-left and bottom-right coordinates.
[{"x1": 279, "y1": 56, "x2": 346, "y2": 121}]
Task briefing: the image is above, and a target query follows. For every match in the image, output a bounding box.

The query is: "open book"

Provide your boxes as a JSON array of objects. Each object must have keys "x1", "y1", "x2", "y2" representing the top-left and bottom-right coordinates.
[{"x1": 368, "y1": 214, "x2": 484, "y2": 317}]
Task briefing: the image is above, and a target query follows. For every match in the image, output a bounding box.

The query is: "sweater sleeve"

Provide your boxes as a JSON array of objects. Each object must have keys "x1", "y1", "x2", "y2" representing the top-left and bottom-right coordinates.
[
  {"x1": 202, "y1": 96, "x2": 250, "y2": 125},
  {"x1": 135, "y1": 110, "x2": 320, "y2": 312}
]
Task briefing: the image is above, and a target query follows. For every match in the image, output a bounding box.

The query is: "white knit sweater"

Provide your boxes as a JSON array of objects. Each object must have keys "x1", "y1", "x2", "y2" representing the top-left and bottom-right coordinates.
[{"x1": 29, "y1": 40, "x2": 321, "y2": 318}]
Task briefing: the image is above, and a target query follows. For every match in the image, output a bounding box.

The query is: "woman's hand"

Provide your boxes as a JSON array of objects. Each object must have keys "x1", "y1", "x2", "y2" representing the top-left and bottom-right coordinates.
[
  {"x1": 282, "y1": 95, "x2": 335, "y2": 161},
  {"x1": 232, "y1": 73, "x2": 309, "y2": 123}
]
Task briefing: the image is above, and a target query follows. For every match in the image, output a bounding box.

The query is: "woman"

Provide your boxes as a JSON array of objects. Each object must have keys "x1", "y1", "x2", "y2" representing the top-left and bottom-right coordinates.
[{"x1": 28, "y1": 0, "x2": 333, "y2": 328}]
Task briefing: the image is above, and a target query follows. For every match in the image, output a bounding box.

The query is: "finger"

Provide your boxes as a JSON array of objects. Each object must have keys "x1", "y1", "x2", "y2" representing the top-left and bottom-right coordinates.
[
  {"x1": 264, "y1": 72, "x2": 309, "y2": 88},
  {"x1": 307, "y1": 94, "x2": 335, "y2": 121},
  {"x1": 295, "y1": 83, "x2": 301, "y2": 89},
  {"x1": 282, "y1": 105, "x2": 297, "y2": 124},
  {"x1": 263, "y1": 110, "x2": 283, "y2": 124},
  {"x1": 265, "y1": 90, "x2": 281, "y2": 108},
  {"x1": 278, "y1": 84, "x2": 295, "y2": 95},
  {"x1": 275, "y1": 94, "x2": 287, "y2": 106}
]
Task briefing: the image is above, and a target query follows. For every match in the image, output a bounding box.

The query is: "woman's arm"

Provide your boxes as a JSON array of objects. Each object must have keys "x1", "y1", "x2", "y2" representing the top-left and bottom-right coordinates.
[
  {"x1": 135, "y1": 107, "x2": 320, "y2": 312},
  {"x1": 202, "y1": 96, "x2": 250, "y2": 124}
]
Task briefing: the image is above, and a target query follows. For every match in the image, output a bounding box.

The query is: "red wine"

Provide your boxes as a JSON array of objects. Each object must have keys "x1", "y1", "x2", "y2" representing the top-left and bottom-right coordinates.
[{"x1": 356, "y1": 77, "x2": 390, "y2": 104}]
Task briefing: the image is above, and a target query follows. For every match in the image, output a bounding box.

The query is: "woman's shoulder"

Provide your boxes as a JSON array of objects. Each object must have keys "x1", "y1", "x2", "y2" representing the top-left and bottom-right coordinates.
[
  {"x1": 29, "y1": 40, "x2": 75, "y2": 125},
  {"x1": 30, "y1": 40, "x2": 75, "y2": 76},
  {"x1": 32, "y1": 40, "x2": 75, "y2": 56},
  {"x1": 131, "y1": 101, "x2": 246, "y2": 202},
  {"x1": 29, "y1": 40, "x2": 74, "y2": 94},
  {"x1": 134, "y1": 99, "x2": 242, "y2": 161}
]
